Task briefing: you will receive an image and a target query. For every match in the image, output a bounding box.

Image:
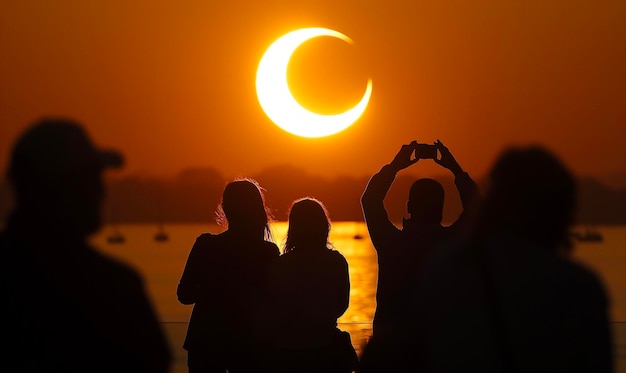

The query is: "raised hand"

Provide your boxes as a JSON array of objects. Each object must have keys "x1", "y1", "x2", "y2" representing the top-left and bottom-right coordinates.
[
  {"x1": 389, "y1": 141, "x2": 419, "y2": 172},
  {"x1": 434, "y1": 139, "x2": 463, "y2": 175}
]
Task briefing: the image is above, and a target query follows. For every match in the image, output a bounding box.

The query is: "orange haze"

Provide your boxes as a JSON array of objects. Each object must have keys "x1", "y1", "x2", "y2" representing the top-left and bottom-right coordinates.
[{"x1": 1, "y1": 0, "x2": 625, "y2": 180}]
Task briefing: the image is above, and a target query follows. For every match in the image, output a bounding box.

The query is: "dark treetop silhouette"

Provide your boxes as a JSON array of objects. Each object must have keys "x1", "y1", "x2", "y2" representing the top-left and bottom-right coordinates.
[
  {"x1": 412, "y1": 146, "x2": 613, "y2": 373},
  {"x1": 0, "y1": 119, "x2": 171, "y2": 373},
  {"x1": 177, "y1": 179, "x2": 280, "y2": 373},
  {"x1": 360, "y1": 140, "x2": 479, "y2": 336},
  {"x1": 265, "y1": 198, "x2": 357, "y2": 373}
]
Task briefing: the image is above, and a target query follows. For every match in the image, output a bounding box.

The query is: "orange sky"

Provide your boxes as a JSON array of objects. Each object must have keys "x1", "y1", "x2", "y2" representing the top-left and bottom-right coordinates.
[{"x1": 1, "y1": 0, "x2": 625, "y2": 180}]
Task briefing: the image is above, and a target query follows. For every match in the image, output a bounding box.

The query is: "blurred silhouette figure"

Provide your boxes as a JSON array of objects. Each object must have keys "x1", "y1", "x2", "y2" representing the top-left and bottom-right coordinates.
[
  {"x1": 177, "y1": 179, "x2": 280, "y2": 373},
  {"x1": 0, "y1": 119, "x2": 171, "y2": 373},
  {"x1": 360, "y1": 140, "x2": 479, "y2": 336},
  {"x1": 411, "y1": 147, "x2": 613, "y2": 372},
  {"x1": 265, "y1": 198, "x2": 356, "y2": 373}
]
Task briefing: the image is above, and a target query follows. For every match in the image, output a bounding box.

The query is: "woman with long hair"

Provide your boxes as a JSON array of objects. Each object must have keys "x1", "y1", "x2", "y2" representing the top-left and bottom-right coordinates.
[
  {"x1": 177, "y1": 178, "x2": 280, "y2": 373},
  {"x1": 267, "y1": 197, "x2": 356, "y2": 372}
]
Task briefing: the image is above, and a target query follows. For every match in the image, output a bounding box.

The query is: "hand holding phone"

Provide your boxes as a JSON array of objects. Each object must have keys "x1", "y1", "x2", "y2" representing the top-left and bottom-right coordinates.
[
  {"x1": 434, "y1": 140, "x2": 463, "y2": 174},
  {"x1": 415, "y1": 144, "x2": 438, "y2": 160},
  {"x1": 389, "y1": 141, "x2": 420, "y2": 171}
]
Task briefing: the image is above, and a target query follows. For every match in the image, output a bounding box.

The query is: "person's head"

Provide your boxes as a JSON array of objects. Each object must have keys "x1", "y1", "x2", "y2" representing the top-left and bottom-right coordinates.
[
  {"x1": 407, "y1": 178, "x2": 445, "y2": 224},
  {"x1": 283, "y1": 197, "x2": 331, "y2": 254},
  {"x1": 473, "y1": 146, "x2": 576, "y2": 252},
  {"x1": 7, "y1": 118, "x2": 123, "y2": 237},
  {"x1": 216, "y1": 178, "x2": 272, "y2": 240}
]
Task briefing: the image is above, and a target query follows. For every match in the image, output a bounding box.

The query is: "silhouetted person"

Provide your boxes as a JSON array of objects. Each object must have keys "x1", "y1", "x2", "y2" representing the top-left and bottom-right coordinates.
[
  {"x1": 265, "y1": 198, "x2": 356, "y2": 373},
  {"x1": 413, "y1": 147, "x2": 613, "y2": 372},
  {"x1": 177, "y1": 179, "x2": 280, "y2": 373},
  {"x1": 0, "y1": 119, "x2": 171, "y2": 372},
  {"x1": 361, "y1": 140, "x2": 478, "y2": 336}
]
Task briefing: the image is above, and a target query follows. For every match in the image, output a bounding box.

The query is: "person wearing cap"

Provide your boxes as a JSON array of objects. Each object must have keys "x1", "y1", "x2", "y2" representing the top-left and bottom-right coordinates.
[{"x1": 0, "y1": 118, "x2": 171, "y2": 372}]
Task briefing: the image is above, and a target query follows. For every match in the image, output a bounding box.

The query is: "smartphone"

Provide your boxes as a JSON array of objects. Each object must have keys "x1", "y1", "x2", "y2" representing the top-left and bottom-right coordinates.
[{"x1": 415, "y1": 144, "x2": 437, "y2": 159}]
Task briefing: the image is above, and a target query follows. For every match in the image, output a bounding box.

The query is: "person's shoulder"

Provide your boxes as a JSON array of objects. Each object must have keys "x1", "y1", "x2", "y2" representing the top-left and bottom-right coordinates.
[
  {"x1": 276, "y1": 249, "x2": 299, "y2": 262},
  {"x1": 192, "y1": 232, "x2": 223, "y2": 251},
  {"x1": 537, "y1": 256, "x2": 609, "y2": 309},
  {"x1": 258, "y1": 240, "x2": 280, "y2": 257},
  {"x1": 561, "y1": 259, "x2": 607, "y2": 294},
  {"x1": 195, "y1": 232, "x2": 219, "y2": 244},
  {"x1": 327, "y1": 249, "x2": 349, "y2": 265},
  {"x1": 273, "y1": 250, "x2": 290, "y2": 263},
  {"x1": 269, "y1": 251, "x2": 294, "y2": 276}
]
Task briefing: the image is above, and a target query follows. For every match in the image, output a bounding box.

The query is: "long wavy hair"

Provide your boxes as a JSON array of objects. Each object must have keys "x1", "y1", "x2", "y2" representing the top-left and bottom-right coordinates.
[
  {"x1": 215, "y1": 178, "x2": 273, "y2": 241},
  {"x1": 283, "y1": 197, "x2": 331, "y2": 254}
]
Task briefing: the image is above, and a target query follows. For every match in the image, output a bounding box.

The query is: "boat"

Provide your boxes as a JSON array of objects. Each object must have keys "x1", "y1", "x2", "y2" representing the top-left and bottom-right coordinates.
[
  {"x1": 353, "y1": 222, "x2": 366, "y2": 240},
  {"x1": 571, "y1": 227, "x2": 603, "y2": 243},
  {"x1": 153, "y1": 198, "x2": 169, "y2": 242},
  {"x1": 107, "y1": 227, "x2": 125, "y2": 244},
  {"x1": 154, "y1": 224, "x2": 169, "y2": 242}
]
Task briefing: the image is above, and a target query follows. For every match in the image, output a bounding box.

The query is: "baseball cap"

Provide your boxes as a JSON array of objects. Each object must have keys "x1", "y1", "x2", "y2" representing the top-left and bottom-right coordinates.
[{"x1": 8, "y1": 118, "x2": 124, "y2": 183}]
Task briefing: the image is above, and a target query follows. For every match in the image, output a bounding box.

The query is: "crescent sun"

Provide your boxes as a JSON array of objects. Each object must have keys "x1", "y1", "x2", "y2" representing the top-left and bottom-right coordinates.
[{"x1": 256, "y1": 27, "x2": 373, "y2": 138}]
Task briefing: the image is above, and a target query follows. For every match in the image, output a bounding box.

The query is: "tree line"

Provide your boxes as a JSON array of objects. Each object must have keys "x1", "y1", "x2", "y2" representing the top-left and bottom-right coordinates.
[{"x1": 0, "y1": 165, "x2": 624, "y2": 224}]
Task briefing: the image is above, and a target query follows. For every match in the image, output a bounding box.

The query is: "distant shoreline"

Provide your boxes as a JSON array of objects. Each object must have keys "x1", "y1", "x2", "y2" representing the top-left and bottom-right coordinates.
[{"x1": 2, "y1": 171, "x2": 625, "y2": 225}]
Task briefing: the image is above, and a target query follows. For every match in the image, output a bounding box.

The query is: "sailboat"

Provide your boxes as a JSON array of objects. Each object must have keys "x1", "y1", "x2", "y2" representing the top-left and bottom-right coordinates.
[
  {"x1": 571, "y1": 227, "x2": 603, "y2": 243},
  {"x1": 154, "y1": 223, "x2": 169, "y2": 242},
  {"x1": 107, "y1": 204, "x2": 125, "y2": 244},
  {"x1": 153, "y1": 193, "x2": 169, "y2": 242},
  {"x1": 107, "y1": 225, "x2": 125, "y2": 244},
  {"x1": 353, "y1": 222, "x2": 366, "y2": 240}
]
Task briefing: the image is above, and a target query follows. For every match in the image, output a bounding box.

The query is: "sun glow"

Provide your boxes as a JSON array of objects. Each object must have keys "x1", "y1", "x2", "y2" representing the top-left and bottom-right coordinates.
[{"x1": 256, "y1": 28, "x2": 372, "y2": 138}]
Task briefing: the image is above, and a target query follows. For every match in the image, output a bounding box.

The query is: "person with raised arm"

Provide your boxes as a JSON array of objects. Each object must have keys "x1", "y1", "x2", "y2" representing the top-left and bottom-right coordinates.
[{"x1": 360, "y1": 140, "x2": 479, "y2": 337}]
